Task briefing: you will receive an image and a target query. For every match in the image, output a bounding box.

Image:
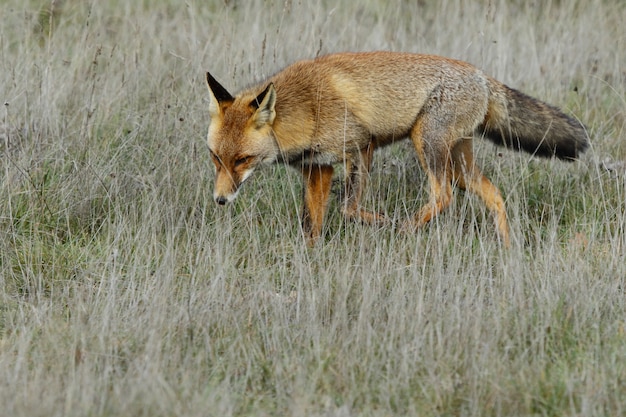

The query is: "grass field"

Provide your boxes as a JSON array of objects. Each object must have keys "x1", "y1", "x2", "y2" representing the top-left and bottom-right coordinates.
[{"x1": 1, "y1": 0, "x2": 625, "y2": 416}]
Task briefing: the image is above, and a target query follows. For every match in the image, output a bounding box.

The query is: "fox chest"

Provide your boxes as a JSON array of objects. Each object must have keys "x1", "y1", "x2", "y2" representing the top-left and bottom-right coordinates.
[
  {"x1": 277, "y1": 123, "x2": 371, "y2": 166},
  {"x1": 283, "y1": 144, "x2": 345, "y2": 166}
]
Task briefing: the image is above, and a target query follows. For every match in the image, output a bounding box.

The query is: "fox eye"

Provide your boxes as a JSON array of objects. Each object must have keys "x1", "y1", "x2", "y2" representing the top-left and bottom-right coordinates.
[
  {"x1": 234, "y1": 156, "x2": 252, "y2": 167},
  {"x1": 209, "y1": 150, "x2": 222, "y2": 170}
]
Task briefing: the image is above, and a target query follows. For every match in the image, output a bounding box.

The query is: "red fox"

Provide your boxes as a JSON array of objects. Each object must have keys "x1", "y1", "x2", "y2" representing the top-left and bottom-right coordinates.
[{"x1": 205, "y1": 51, "x2": 588, "y2": 246}]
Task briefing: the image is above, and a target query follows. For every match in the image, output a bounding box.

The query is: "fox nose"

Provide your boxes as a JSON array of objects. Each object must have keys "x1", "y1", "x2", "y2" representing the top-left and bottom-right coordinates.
[{"x1": 215, "y1": 196, "x2": 228, "y2": 205}]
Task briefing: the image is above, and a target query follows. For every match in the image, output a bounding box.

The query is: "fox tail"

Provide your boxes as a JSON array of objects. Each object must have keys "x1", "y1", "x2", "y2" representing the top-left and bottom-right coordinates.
[{"x1": 480, "y1": 78, "x2": 588, "y2": 160}]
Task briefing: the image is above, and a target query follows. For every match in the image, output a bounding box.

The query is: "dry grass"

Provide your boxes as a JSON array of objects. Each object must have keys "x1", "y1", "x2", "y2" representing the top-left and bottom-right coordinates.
[{"x1": 1, "y1": 0, "x2": 625, "y2": 416}]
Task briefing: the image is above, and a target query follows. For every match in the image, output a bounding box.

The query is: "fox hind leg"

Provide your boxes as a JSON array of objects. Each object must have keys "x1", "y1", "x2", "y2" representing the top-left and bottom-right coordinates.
[
  {"x1": 342, "y1": 142, "x2": 386, "y2": 225},
  {"x1": 403, "y1": 118, "x2": 454, "y2": 231},
  {"x1": 451, "y1": 139, "x2": 510, "y2": 246}
]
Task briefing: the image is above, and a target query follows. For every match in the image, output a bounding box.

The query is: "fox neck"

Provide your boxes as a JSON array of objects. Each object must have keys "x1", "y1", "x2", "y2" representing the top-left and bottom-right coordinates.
[{"x1": 267, "y1": 112, "x2": 338, "y2": 167}]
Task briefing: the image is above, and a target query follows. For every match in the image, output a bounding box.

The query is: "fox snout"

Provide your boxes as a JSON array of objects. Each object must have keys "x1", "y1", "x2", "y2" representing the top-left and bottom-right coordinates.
[
  {"x1": 212, "y1": 165, "x2": 251, "y2": 206},
  {"x1": 213, "y1": 187, "x2": 239, "y2": 206},
  {"x1": 214, "y1": 191, "x2": 239, "y2": 205}
]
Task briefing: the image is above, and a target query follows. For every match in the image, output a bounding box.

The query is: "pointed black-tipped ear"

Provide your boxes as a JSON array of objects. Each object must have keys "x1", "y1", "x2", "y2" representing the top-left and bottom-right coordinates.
[
  {"x1": 250, "y1": 83, "x2": 276, "y2": 126},
  {"x1": 250, "y1": 83, "x2": 272, "y2": 109},
  {"x1": 206, "y1": 72, "x2": 234, "y2": 103}
]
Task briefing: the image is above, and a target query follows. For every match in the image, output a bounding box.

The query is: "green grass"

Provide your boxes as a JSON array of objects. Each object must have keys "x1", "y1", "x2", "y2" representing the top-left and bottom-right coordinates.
[{"x1": 1, "y1": 0, "x2": 625, "y2": 416}]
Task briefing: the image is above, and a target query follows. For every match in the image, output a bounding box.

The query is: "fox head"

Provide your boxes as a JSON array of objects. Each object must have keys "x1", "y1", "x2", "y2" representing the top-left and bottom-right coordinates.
[{"x1": 206, "y1": 72, "x2": 279, "y2": 205}]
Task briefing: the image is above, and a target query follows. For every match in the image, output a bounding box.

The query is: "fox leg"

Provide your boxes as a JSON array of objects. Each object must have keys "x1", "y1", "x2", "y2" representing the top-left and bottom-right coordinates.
[
  {"x1": 404, "y1": 119, "x2": 455, "y2": 231},
  {"x1": 342, "y1": 142, "x2": 386, "y2": 224},
  {"x1": 300, "y1": 164, "x2": 334, "y2": 243},
  {"x1": 451, "y1": 139, "x2": 510, "y2": 247}
]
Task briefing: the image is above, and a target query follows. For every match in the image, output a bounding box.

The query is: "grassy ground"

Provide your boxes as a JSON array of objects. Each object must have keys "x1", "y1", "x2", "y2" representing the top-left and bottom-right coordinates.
[{"x1": 1, "y1": 0, "x2": 625, "y2": 416}]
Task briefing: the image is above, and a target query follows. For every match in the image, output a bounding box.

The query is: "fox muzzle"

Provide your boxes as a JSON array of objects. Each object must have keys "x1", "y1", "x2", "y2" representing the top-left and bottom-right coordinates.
[{"x1": 213, "y1": 187, "x2": 239, "y2": 205}]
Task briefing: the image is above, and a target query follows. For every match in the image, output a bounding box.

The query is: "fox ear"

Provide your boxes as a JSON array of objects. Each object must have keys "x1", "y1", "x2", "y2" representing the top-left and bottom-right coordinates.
[
  {"x1": 250, "y1": 83, "x2": 276, "y2": 126},
  {"x1": 206, "y1": 72, "x2": 233, "y2": 116}
]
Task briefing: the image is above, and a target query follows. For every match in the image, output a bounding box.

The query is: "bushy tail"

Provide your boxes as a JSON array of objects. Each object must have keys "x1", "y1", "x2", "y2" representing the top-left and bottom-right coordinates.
[{"x1": 479, "y1": 78, "x2": 588, "y2": 160}]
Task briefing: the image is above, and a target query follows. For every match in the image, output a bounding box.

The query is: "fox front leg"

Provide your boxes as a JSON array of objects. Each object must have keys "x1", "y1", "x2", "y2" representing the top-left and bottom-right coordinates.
[{"x1": 300, "y1": 164, "x2": 334, "y2": 244}]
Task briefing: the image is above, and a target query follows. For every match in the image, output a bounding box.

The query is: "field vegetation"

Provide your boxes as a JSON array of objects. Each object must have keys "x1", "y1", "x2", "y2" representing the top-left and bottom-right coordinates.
[{"x1": 1, "y1": 0, "x2": 625, "y2": 415}]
